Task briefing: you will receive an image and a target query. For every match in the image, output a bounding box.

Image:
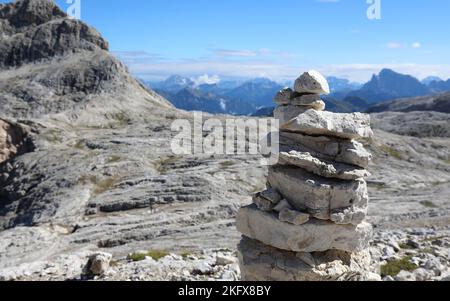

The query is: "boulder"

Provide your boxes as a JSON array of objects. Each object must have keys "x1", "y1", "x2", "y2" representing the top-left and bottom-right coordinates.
[
  {"x1": 238, "y1": 237, "x2": 373, "y2": 281},
  {"x1": 88, "y1": 252, "x2": 112, "y2": 275},
  {"x1": 278, "y1": 150, "x2": 370, "y2": 180},
  {"x1": 294, "y1": 70, "x2": 330, "y2": 95},
  {"x1": 236, "y1": 205, "x2": 373, "y2": 253},
  {"x1": 268, "y1": 166, "x2": 368, "y2": 225},
  {"x1": 281, "y1": 110, "x2": 374, "y2": 140}
]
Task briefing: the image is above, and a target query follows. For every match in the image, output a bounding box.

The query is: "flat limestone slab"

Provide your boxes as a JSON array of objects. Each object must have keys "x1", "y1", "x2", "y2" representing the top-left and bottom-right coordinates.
[
  {"x1": 237, "y1": 236, "x2": 377, "y2": 281},
  {"x1": 278, "y1": 131, "x2": 372, "y2": 168},
  {"x1": 279, "y1": 150, "x2": 370, "y2": 180},
  {"x1": 236, "y1": 205, "x2": 373, "y2": 253},
  {"x1": 274, "y1": 103, "x2": 325, "y2": 125},
  {"x1": 268, "y1": 166, "x2": 368, "y2": 225},
  {"x1": 281, "y1": 109, "x2": 374, "y2": 140}
]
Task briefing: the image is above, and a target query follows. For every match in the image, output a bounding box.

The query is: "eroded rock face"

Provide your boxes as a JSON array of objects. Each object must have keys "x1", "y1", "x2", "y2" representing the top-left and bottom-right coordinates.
[
  {"x1": 268, "y1": 166, "x2": 368, "y2": 224},
  {"x1": 238, "y1": 237, "x2": 376, "y2": 281},
  {"x1": 236, "y1": 205, "x2": 372, "y2": 253},
  {"x1": 281, "y1": 109, "x2": 374, "y2": 140},
  {"x1": 0, "y1": 119, "x2": 33, "y2": 164},
  {"x1": 0, "y1": 0, "x2": 108, "y2": 69}
]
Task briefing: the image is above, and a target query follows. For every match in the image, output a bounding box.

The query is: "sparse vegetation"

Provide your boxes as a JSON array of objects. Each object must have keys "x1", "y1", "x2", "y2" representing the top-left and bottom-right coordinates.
[
  {"x1": 379, "y1": 144, "x2": 402, "y2": 160},
  {"x1": 420, "y1": 200, "x2": 438, "y2": 208},
  {"x1": 78, "y1": 175, "x2": 122, "y2": 195},
  {"x1": 127, "y1": 250, "x2": 169, "y2": 262},
  {"x1": 108, "y1": 155, "x2": 122, "y2": 163},
  {"x1": 399, "y1": 243, "x2": 415, "y2": 250},
  {"x1": 380, "y1": 256, "x2": 418, "y2": 277}
]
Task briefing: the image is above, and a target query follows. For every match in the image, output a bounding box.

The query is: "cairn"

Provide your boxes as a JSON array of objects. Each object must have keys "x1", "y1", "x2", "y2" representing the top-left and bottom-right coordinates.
[{"x1": 236, "y1": 70, "x2": 379, "y2": 281}]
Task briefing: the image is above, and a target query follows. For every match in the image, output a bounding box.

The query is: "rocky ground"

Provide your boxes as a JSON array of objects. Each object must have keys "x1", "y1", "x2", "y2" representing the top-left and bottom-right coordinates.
[{"x1": 0, "y1": 0, "x2": 449, "y2": 281}]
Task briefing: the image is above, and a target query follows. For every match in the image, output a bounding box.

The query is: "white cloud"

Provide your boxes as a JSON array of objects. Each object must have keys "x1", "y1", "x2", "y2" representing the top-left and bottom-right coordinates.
[
  {"x1": 412, "y1": 42, "x2": 422, "y2": 48},
  {"x1": 193, "y1": 74, "x2": 221, "y2": 85},
  {"x1": 113, "y1": 50, "x2": 450, "y2": 83},
  {"x1": 387, "y1": 42, "x2": 404, "y2": 49}
]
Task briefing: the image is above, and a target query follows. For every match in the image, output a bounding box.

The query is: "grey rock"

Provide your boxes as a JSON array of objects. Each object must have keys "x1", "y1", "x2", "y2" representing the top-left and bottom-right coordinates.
[
  {"x1": 279, "y1": 150, "x2": 370, "y2": 180},
  {"x1": 260, "y1": 188, "x2": 282, "y2": 204},
  {"x1": 215, "y1": 254, "x2": 236, "y2": 266},
  {"x1": 237, "y1": 236, "x2": 372, "y2": 281},
  {"x1": 89, "y1": 252, "x2": 112, "y2": 275},
  {"x1": 236, "y1": 205, "x2": 373, "y2": 253},
  {"x1": 394, "y1": 270, "x2": 416, "y2": 281},
  {"x1": 268, "y1": 166, "x2": 368, "y2": 225},
  {"x1": 281, "y1": 110, "x2": 374, "y2": 140},
  {"x1": 294, "y1": 70, "x2": 330, "y2": 95},
  {"x1": 278, "y1": 131, "x2": 372, "y2": 168},
  {"x1": 252, "y1": 193, "x2": 274, "y2": 212},
  {"x1": 274, "y1": 105, "x2": 309, "y2": 125},
  {"x1": 0, "y1": 0, "x2": 108, "y2": 69},
  {"x1": 273, "y1": 199, "x2": 293, "y2": 213},
  {"x1": 274, "y1": 88, "x2": 294, "y2": 105},
  {"x1": 278, "y1": 208, "x2": 310, "y2": 225}
]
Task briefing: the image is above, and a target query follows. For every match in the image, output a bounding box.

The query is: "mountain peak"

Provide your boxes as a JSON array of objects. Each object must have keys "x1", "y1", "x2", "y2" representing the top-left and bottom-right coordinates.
[{"x1": 1, "y1": 0, "x2": 66, "y2": 28}]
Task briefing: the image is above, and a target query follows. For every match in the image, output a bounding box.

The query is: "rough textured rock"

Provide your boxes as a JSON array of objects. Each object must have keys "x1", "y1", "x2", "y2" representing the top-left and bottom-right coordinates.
[
  {"x1": 88, "y1": 252, "x2": 112, "y2": 275},
  {"x1": 0, "y1": 0, "x2": 108, "y2": 69},
  {"x1": 281, "y1": 109, "x2": 374, "y2": 140},
  {"x1": 236, "y1": 205, "x2": 372, "y2": 253},
  {"x1": 268, "y1": 166, "x2": 368, "y2": 225},
  {"x1": 278, "y1": 150, "x2": 370, "y2": 180},
  {"x1": 274, "y1": 88, "x2": 294, "y2": 105},
  {"x1": 0, "y1": 118, "x2": 33, "y2": 163},
  {"x1": 274, "y1": 102, "x2": 325, "y2": 125},
  {"x1": 294, "y1": 70, "x2": 330, "y2": 95},
  {"x1": 278, "y1": 208, "x2": 310, "y2": 225},
  {"x1": 278, "y1": 131, "x2": 372, "y2": 168},
  {"x1": 237, "y1": 237, "x2": 374, "y2": 281}
]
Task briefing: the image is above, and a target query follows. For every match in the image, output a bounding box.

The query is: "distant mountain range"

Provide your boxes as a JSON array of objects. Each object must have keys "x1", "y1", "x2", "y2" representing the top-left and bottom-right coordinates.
[
  {"x1": 145, "y1": 69, "x2": 450, "y2": 116},
  {"x1": 366, "y1": 93, "x2": 450, "y2": 114}
]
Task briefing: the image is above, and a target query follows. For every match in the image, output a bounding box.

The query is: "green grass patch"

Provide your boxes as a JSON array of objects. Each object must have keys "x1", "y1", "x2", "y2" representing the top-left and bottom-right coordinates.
[
  {"x1": 420, "y1": 200, "x2": 438, "y2": 208},
  {"x1": 399, "y1": 243, "x2": 415, "y2": 250},
  {"x1": 379, "y1": 145, "x2": 402, "y2": 160},
  {"x1": 380, "y1": 256, "x2": 418, "y2": 277},
  {"x1": 127, "y1": 250, "x2": 169, "y2": 262}
]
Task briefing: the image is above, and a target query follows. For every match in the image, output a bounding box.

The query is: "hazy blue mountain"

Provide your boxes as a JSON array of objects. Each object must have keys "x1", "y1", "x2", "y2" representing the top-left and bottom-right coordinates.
[
  {"x1": 366, "y1": 93, "x2": 450, "y2": 114},
  {"x1": 422, "y1": 76, "x2": 442, "y2": 85},
  {"x1": 168, "y1": 88, "x2": 227, "y2": 114},
  {"x1": 428, "y1": 79, "x2": 450, "y2": 93},
  {"x1": 327, "y1": 76, "x2": 362, "y2": 93},
  {"x1": 224, "y1": 78, "x2": 283, "y2": 108},
  {"x1": 149, "y1": 75, "x2": 195, "y2": 93},
  {"x1": 347, "y1": 69, "x2": 430, "y2": 103}
]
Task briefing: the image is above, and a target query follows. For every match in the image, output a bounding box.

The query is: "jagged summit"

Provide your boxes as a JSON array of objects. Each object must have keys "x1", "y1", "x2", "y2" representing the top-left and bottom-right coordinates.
[
  {"x1": 0, "y1": 0, "x2": 66, "y2": 28},
  {"x1": 0, "y1": 0, "x2": 171, "y2": 119},
  {"x1": 0, "y1": 0, "x2": 108, "y2": 69}
]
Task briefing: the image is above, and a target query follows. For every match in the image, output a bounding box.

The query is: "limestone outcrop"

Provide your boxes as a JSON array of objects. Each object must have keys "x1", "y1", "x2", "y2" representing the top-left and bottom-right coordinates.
[{"x1": 237, "y1": 70, "x2": 377, "y2": 281}]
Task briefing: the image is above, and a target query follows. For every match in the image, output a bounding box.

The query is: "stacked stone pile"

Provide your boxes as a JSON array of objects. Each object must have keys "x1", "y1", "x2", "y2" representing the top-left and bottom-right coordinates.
[{"x1": 237, "y1": 70, "x2": 379, "y2": 281}]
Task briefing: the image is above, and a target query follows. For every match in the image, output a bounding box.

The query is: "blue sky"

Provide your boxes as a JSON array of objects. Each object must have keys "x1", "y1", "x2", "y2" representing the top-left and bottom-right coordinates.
[{"x1": 3, "y1": 0, "x2": 450, "y2": 82}]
